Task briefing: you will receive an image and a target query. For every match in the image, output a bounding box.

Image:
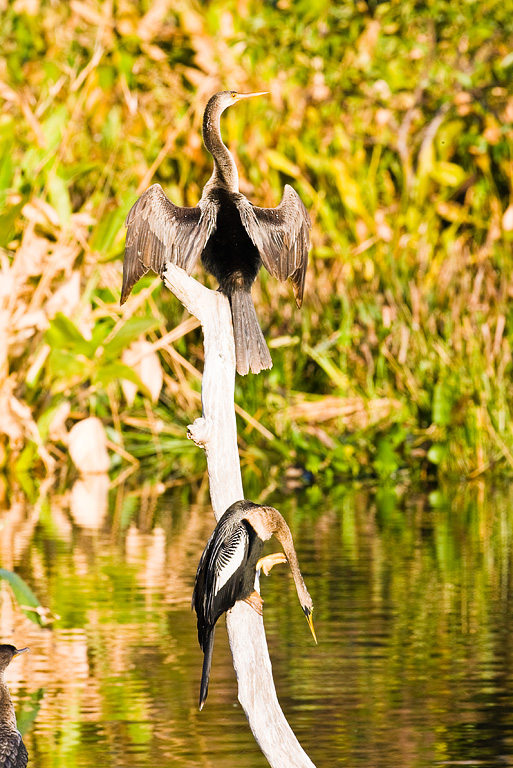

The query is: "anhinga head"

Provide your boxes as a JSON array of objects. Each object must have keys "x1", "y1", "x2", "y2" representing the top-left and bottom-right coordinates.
[
  {"x1": 0, "y1": 645, "x2": 29, "y2": 673},
  {"x1": 205, "y1": 90, "x2": 268, "y2": 119}
]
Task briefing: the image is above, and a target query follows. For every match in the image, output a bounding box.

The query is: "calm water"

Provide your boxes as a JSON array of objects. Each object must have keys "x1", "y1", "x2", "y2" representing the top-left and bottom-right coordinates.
[{"x1": 2, "y1": 479, "x2": 513, "y2": 767}]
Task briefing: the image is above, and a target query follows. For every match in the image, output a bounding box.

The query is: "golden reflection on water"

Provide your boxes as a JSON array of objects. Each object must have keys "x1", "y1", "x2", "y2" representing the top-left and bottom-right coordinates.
[{"x1": 2, "y1": 480, "x2": 513, "y2": 767}]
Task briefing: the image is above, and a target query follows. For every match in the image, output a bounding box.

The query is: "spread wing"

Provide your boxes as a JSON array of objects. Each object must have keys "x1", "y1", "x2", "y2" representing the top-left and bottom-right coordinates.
[
  {"x1": 236, "y1": 185, "x2": 310, "y2": 307},
  {"x1": 121, "y1": 183, "x2": 218, "y2": 304},
  {"x1": 0, "y1": 727, "x2": 28, "y2": 768}
]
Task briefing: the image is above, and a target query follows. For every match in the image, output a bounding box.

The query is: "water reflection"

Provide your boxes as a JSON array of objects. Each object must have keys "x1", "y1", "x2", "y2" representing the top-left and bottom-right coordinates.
[{"x1": 1, "y1": 482, "x2": 513, "y2": 766}]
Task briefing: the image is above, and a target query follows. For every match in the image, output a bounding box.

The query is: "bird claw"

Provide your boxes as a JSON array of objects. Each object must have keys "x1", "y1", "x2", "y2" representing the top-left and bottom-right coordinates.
[
  {"x1": 244, "y1": 590, "x2": 264, "y2": 615},
  {"x1": 256, "y1": 552, "x2": 287, "y2": 576}
]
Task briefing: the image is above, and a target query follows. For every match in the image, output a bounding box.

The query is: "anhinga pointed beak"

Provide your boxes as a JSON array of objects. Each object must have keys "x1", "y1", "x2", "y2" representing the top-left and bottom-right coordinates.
[
  {"x1": 235, "y1": 91, "x2": 268, "y2": 101},
  {"x1": 13, "y1": 647, "x2": 29, "y2": 658},
  {"x1": 304, "y1": 610, "x2": 317, "y2": 644}
]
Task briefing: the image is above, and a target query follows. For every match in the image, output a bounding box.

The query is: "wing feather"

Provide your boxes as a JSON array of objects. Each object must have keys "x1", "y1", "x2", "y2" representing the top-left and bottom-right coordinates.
[
  {"x1": 235, "y1": 185, "x2": 310, "y2": 306},
  {"x1": 0, "y1": 727, "x2": 28, "y2": 768},
  {"x1": 213, "y1": 527, "x2": 248, "y2": 595},
  {"x1": 192, "y1": 519, "x2": 250, "y2": 646},
  {"x1": 121, "y1": 183, "x2": 218, "y2": 304}
]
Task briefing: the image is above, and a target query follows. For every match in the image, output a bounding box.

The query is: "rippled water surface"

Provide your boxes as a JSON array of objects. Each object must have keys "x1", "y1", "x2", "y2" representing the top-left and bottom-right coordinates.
[{"x1": 2, "y1": 480, "x2": 513, "y2": 767}]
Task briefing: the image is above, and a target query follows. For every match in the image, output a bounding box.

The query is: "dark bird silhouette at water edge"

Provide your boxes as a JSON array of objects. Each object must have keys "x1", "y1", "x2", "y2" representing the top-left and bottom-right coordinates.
[{"x1": 0, "y1": 645, "x2": 29, "y2": 768}]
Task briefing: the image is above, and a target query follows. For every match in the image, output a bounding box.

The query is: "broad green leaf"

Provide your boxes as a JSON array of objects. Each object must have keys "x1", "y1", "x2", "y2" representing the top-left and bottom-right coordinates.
[
  {"x1": 88, "y1": 321, "x2": 117, "y2": 353},
  {"x1": 46, "y1": 349, "x2": 91, "y2": 390},
  {"x1": 431, "y1": 161, "x2": 467, "y2": 187},
  {"x1": 45, "y1": 313, "x2": 93, "y2": 356},
  {"x1": 93, "y1": 362, "x2": 151, "y2": 397},
  {"x1": 14, "y1": 445, "x2": 39, "y2": 479},
  {"x1": 0, "y1": 568, "x2": 44, "y2": 626},
  {"x1": 436, "y1": 120, "x2": 465, "y2": 159},
  {"x1": 101, "y1": 317, "x2": 160, "y2": 360}
]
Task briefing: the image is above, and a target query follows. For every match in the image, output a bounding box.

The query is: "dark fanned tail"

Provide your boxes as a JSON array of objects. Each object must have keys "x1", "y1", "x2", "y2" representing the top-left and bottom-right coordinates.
[
  {"x1": 229, "y1": 289, "x2": 272, "y2": 376},
  {"x1": 199, "y1": 628, "x2": 215, "y2": 710}
]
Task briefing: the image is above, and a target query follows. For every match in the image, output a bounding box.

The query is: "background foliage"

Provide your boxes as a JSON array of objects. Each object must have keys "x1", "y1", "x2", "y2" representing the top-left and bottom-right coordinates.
[{"x1": 1, "y1": 0, "x2": 513, "y2": 492}]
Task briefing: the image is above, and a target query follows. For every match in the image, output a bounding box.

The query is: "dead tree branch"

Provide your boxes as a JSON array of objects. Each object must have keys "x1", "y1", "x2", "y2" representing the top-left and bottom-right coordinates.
[{"x1": 163, "y1": 262, "x2": 316, "y2": 768}]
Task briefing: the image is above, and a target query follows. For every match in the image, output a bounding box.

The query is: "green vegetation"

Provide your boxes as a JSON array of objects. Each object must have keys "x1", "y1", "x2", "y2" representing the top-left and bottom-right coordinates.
[{"x1": 1, "y1": 0, "x2": 513, "y2": 490}]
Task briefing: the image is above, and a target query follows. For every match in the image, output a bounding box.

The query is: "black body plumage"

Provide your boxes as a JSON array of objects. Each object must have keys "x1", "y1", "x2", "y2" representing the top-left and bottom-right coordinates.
[
  {"x1": 199, "y1": 188, "x2": 271, "y2": 372},
  {"x1": 122, "y1": 90, "x2": 310, "y2": 375},
  {"x1": 200, "y1": 188, "x2": 262, "y2": 294}
]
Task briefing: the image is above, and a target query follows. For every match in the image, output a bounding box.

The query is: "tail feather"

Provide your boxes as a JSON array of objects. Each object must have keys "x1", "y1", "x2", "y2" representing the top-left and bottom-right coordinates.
[
  {"x1": 230, "y1": 290, "x2": 272, "y2": 376},
  {"x1": 199, "y1": 628, "x2": 215, "y2": 710}
]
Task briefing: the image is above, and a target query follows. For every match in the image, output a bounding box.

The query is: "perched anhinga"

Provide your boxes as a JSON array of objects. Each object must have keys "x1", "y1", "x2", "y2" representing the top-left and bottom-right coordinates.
[
  {"x1": 192, "y1": 500, "x2": 316, "y2": 710},
  {"x1": 122, "y1": 90, "x2": 310, "y2": 376},
  {"x1": 0, "y1": 645, "x2": 29, "y2": 768}
]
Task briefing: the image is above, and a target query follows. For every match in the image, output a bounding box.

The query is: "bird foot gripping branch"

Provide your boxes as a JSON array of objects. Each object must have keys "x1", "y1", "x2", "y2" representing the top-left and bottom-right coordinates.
[
  {"x1": 243, "y1": 591, "x2": 264, "y2": 615},
  {"x1": 242, "y1": 553, "x2": 287, "y2": 615},
  {"x1": 256, "y1": 551, "x2": 287, "y2": 576}
]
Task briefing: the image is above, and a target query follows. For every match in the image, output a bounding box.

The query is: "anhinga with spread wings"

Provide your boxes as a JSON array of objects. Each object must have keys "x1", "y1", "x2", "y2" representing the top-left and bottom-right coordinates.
[
  {"x1": 192, "y1": 500, "x2": 316, "y2": 710},
  {"x1": 0, "y1": 645, "x2": 29, "y2": 768},
  {"x1": 121, "y1": 90, "x2": 310, "y2": 376}
]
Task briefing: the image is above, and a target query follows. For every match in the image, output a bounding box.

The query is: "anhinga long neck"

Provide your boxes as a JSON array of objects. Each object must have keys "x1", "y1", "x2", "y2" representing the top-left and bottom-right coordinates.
[
  {"x1": 202, "y1": 96, "x2": 239, "y2": 193},
  {"x1": 273, "y1": 518, "x2": 314, "y2": 612},
  {"x1": 246, "y1": 506, "x2": 314, "y2": 612}
]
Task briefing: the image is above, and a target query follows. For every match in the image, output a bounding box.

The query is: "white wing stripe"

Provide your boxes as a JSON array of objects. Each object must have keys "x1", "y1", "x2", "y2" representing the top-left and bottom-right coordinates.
[{"x1": 213, "y1": 534, "x2": 247, "y2": 595}]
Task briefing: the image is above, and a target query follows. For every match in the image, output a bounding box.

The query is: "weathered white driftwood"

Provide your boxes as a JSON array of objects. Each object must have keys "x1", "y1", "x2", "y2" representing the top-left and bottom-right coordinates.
[{"x1": 163, "y1": 263, "x2": 316, "y2": 768}]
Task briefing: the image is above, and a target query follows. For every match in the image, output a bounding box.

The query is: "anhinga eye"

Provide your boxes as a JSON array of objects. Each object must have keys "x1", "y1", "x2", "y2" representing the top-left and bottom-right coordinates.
[{"x1": 231, "y1": 91, "x2": 238, "y2": 99}]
